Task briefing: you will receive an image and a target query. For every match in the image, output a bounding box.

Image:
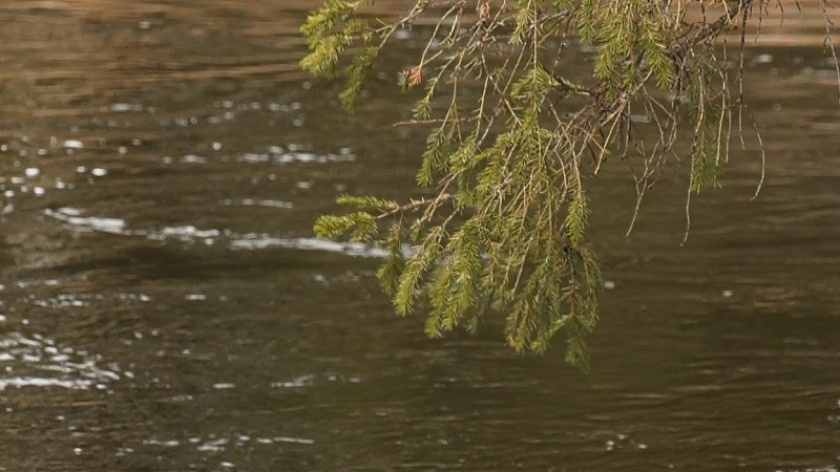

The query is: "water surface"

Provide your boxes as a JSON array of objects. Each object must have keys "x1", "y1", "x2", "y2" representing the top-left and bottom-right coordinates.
[{"x1": 0, "y1": 2, "x2": 838, "y2": 471}]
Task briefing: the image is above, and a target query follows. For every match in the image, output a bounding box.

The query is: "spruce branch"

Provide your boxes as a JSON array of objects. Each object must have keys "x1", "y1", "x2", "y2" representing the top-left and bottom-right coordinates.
[{"x1": 302, "y1": 0, "x2": 840, "y2": 371}]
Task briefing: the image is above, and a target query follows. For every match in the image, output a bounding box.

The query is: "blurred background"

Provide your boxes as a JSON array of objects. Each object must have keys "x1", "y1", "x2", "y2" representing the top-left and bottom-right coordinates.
[{"x1": 0, "y1": 1, "x2": 837, "y2": 471}]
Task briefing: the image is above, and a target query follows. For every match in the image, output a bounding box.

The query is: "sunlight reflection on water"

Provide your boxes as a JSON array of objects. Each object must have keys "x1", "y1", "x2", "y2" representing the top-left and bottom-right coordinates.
[
  {"x1": 43, "y1": 207, "x2": 396, "y2": 257},
  {"x1": 0, "y1": 332, "x2": 121, "y2": 391}
]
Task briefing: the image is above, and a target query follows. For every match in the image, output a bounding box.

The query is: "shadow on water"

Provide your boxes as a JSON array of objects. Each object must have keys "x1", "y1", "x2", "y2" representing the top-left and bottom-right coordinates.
[{"x1": 0, "y1": 1, "x2": 838, "y2": 471}]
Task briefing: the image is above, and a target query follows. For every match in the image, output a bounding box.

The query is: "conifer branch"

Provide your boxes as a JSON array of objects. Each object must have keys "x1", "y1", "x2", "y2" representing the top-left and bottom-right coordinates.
[{"x1": 302, "y1": 0, "x2": 840, "y2": 370}]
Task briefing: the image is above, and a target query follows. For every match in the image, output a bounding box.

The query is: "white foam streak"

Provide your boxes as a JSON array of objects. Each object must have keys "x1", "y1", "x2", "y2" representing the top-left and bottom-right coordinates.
[
  {"x1": 44, "y1": 208, "x2": 125, "y2": 234},
  {"x1": 0, "y1": 377, "x2": 93, "y2": 391},
  {"x1": 230, "y1": 236, "x2": 390, "y2": 257}
]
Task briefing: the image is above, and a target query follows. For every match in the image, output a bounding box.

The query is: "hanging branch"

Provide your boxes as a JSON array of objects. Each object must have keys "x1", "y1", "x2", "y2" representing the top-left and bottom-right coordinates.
[{"x1": 300, "y1": 0, "x2": 839, "y2": 371}]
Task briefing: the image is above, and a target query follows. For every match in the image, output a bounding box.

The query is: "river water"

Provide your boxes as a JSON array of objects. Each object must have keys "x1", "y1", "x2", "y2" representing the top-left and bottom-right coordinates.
[{"x1": 0, "y1": 1, "x2": 838, "y2": 471}]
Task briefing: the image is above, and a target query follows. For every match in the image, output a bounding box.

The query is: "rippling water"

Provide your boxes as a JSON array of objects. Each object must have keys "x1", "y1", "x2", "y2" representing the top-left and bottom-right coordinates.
[{"x1": 0, "y1": 2, "x2": 838, "y2": 471}]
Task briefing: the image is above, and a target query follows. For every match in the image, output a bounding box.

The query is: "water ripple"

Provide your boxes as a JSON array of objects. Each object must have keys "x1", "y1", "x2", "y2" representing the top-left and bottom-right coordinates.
[
  {"x1": 43, "y1": 207, "x2": 399, "y2": 257},
  {"x1": 0, "y1": 332, "x2": 122, "y2": 391}
]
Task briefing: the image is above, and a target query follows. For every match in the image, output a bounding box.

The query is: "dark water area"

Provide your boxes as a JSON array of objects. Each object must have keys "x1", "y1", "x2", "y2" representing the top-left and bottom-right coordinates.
[{"x1": 0, "y1": 2, "x2": 838, "y2": 471}]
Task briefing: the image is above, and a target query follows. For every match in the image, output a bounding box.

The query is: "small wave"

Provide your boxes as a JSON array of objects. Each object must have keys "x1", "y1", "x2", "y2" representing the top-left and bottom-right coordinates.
[
  {"x1": 0, "y1": 332, "x2": 122, "y2": 391},
  {"x1": 229, "y1": 236, "x2": 390, "y2": 257},
  {"x1": 44, "y1": 208, "x2": 125, "y2": 234},
  {"x1": 44, "y1": 208, "x2": 406, "y2": 258}
]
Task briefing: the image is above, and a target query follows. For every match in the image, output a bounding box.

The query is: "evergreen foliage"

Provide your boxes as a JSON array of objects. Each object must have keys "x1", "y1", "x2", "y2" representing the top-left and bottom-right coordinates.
[{"x1": 301, "y1": 0, "x2": 839, "y2": 370}]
